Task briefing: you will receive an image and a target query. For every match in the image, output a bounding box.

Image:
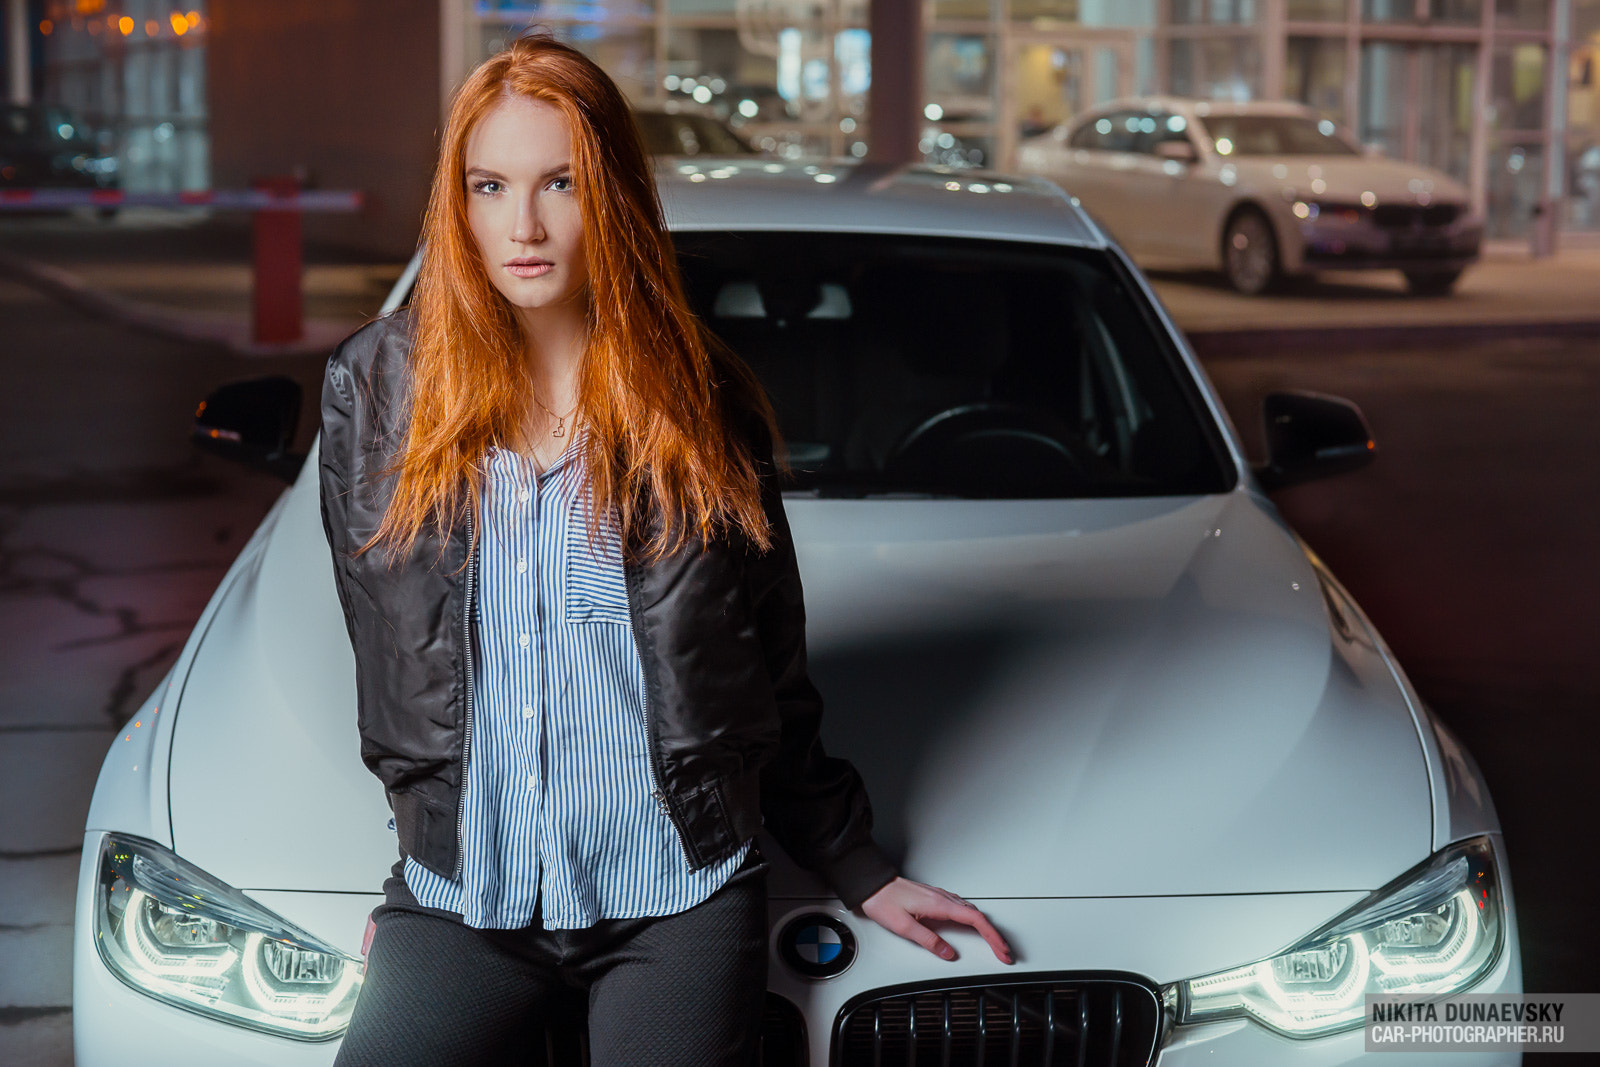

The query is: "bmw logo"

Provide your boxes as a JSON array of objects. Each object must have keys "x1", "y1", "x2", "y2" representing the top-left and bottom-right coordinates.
[{"x1": 778, "y1": 913, "x2": 856, "y2": 979}]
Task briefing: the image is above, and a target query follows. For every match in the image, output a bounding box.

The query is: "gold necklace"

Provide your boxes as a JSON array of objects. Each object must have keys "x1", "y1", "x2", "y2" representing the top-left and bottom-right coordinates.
[{"x1": 532, "y1": 393, "x2": 579, "y2": 438}]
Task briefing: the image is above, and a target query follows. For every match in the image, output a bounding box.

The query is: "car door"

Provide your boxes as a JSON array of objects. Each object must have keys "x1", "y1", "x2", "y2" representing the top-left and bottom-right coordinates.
[
  {"x1": 1055, "y1": 109, "x2": 1146, "y2": 250},
  {"x1": 1127, "y1": 109, "x2": 1209, "y2": 260}
]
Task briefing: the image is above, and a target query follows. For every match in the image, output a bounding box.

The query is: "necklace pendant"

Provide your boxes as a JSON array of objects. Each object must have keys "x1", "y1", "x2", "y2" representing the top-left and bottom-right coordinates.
[{"x1": 552, "y1": 417, "x2": 566, "y2": 439}]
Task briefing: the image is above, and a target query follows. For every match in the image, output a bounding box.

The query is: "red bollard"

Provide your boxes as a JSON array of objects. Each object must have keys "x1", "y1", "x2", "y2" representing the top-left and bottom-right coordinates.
[{"x1": 251, "y1": 175, "x2": 303, "y2": 345}]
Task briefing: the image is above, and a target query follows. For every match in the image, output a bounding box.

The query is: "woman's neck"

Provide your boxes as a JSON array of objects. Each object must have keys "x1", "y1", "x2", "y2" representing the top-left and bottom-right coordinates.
[
  {"x1": 512, "y1": 296, "x2": 588, "y2": 453},
  {"x1": 514, "y1": 298, "x2": 587, "y2": 407}
]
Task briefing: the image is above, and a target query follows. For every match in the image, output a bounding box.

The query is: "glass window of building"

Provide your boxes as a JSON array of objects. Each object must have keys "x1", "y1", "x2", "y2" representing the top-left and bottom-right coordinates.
[
  {"x1": 1493, "y1": 42, "x2": 1549, "y2": 130},
  {"x1": 1416, "y1": 43, "x2": 1477, "y2": 180},
  {"x1": 446, "y1": 0, "x2": 1566, "y2": 243},
  {"x1": 1432, "y1": 0, "x2": 1485, "y2": 25},
  {"x1": 1489, "y1": 140, "x2": 1544, "y2": 235},
  {"x1": 1167, "y1": 34, "x2": 1261, "y2": 99},
  {"x1": 1287, "y1": 0, "x2": 1350, "y2": 20},
  {"x1": 1167, "y1": 0, "x2": 1258, "y2": 24},
  {"x1": 1567, "y1": 0, "x2": 1600, "y2": 230},
  {"x1": 1496, "y1": 0, "x2": 1551, "y2": 30},
  {"x1": 1286, "y1": 35, "x2": 1349, "y2": 121},
  {"x1": 37, "y1": 1, "x2": 209, "y2": 193},
  {"x1": 1364, "y1": 0, "x2": 1422, "y2": 22}
]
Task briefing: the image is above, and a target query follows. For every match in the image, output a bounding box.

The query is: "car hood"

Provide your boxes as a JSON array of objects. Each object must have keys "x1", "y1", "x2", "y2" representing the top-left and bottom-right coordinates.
[
  {"x1": 1230, "y1": 154, "x2": 1472, "y2": 207},
  {"x1": 168, "y1": 455, "x2": 1432, "y2": 897}
]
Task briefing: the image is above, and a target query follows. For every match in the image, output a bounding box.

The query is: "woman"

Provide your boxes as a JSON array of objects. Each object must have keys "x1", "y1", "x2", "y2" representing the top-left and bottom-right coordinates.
[{"x1": 319, "y1": 30, "x2": 1010, "y2": 1066}]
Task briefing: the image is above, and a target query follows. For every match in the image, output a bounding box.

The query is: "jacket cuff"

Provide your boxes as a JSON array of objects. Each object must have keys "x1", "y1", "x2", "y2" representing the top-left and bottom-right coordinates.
[{"x1": 822, "y1": 839, "x2": 900, "y2": 911}]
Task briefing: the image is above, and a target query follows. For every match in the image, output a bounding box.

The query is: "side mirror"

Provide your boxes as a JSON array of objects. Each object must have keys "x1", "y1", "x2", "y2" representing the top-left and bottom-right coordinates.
[
  {"x1": 192, "y1": 375, "x2": 306, "y2": 483},
  {"x1": 1154, "y1": 139, "x2": 1198, "y2": 164},
  {"x1": 1253, "y1": 390, "x2": 1375, "y2": 491}
]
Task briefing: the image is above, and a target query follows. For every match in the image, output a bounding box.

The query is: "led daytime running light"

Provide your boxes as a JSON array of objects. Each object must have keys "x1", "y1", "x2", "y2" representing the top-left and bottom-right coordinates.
[
  {"x1": 124, "y1": 889, "x2": 237, "y2": 981},
  {"x1": 1165, "y1": 837, "x2": 1503, "y2": 1040},
  {"x1": 94, "y1": 834, "x2": 363, "y2": 1041},
  {"x1": 240, "y1": 933, "x2": 362, "y2": 1030}
]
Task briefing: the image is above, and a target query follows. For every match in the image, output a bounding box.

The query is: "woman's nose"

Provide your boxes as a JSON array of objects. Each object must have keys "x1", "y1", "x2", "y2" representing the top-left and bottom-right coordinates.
[{"x1": 510, "y1": 198, "x2": 544, "y2": 244}]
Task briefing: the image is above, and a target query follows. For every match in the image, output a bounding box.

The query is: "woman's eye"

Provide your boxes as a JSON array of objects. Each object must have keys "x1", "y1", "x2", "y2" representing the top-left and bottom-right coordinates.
[
  {"x1": 471, "y1": 179, "x2": 502, "y2": 196},
  {"x1": 550, "y1": 176, "x2": 573, "y2": 192}
]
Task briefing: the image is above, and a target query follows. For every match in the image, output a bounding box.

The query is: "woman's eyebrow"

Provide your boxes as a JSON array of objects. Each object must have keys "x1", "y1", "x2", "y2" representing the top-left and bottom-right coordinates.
[{"x1": 464, "y1": 163, "x2": 572, "y2": 181}]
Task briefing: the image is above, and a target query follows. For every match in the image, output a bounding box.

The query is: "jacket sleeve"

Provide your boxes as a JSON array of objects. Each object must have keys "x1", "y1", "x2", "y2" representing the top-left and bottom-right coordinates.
[
  {"x1": 318, "y1": 324, "x2": 414, "y2": 793},
  {"x1": 743, "y1": 427, "x2": 900, "y2": 910},
  {"x1": 317, "y1": 338, "x2": 360, "y2": 643}
]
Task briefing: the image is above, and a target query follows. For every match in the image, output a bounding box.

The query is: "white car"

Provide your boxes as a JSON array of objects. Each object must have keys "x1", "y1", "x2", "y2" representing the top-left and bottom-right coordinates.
[
  {"x1": 632, "y1": 100, "x2": 762, "y2": 158},
  {"x1": 74, "y1": 157, "x2": 1521, "y2": 1067},
  {"x1": 1019, "y1": 97, "x2": 1484, "y2": 296}
]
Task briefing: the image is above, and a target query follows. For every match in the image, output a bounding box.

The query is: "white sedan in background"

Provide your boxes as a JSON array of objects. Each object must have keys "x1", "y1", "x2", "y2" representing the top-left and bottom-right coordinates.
[
  {"x1": 74, "y1": 158, "x2": 1520, "y2": 1066},
  {"x1": 1020, "y1": 97, "x2": 1483, "y2": 295}
]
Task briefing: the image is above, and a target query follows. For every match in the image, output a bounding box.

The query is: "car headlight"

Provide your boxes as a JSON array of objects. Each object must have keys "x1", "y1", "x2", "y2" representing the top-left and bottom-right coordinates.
[
  {"x1": 1162, "y1": 836, "x2": 1503, "y2": 1040},
  {"x1": 93, "y1": 834, "x2": 363, "y2": 1040}
]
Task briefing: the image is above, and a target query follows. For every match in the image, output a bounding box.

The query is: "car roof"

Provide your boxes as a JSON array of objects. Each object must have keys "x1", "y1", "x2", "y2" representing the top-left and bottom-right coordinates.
[
  {"x1": 653, "y1": 157, "x2": 1103, "y2": 248},
  {"x1": 1073, "y1": 96, "x2": 1317, "y2": 123}
]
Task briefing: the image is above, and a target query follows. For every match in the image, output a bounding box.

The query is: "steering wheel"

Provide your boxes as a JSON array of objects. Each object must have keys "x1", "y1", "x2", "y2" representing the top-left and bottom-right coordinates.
[{"x1": 881, "y1": 401, "x2": 1093, "y2": 498}]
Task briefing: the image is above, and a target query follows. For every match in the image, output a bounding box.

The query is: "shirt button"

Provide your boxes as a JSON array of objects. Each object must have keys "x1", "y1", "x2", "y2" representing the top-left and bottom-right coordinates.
[
  {"x1": 526, "y1": 774, "x2": 537, "y2": 791},
  {"x1": 518, "y1": 633, "x2": 530, "y2": 648},
  {"x1": 517, "y1": 489, "x2": 531, "y2": 503},
  {"x1": 522, "y1": 705, "x2": 534, "y2": 719},
  {"x1": 516, "y1": 559, "x2": 527, "y2": 574}
]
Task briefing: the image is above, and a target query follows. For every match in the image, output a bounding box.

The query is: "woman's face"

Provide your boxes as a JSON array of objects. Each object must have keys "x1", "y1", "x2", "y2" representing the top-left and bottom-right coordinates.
[{"x1": 463, "y1": 93, "x2": 589, "y2": 321}]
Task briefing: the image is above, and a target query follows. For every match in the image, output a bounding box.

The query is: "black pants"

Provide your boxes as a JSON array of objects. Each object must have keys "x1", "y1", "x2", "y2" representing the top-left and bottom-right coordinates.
[{"x1": 334, "y1": 848, "x2": 769, "y2": 1067}]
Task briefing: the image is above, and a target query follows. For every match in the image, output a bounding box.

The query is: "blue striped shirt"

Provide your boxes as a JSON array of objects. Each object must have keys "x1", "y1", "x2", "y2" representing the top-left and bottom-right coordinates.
[{"x1": 404, "y1": 432, "x2": 750, "y2": 930}]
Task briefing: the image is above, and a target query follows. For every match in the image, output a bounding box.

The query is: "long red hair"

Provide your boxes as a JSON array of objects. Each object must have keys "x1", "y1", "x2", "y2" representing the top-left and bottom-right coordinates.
[{"x1": 360, "y1": 30, "x2": 780, "y2": 566}]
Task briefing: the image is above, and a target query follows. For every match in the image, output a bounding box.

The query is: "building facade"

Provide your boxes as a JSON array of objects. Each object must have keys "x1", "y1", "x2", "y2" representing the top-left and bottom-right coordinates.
[
  {"x1": 448, "y1": 0, "x2": 1592, "y2": 243},
  {"x1": 11, "y1": 0, "x2": 1599, "y2": 252}
]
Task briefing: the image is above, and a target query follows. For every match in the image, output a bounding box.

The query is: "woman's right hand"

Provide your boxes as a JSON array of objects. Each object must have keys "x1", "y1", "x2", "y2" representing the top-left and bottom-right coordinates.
[{"x1": 859, "y1": 876, "x2": 1013, "y2": 963}]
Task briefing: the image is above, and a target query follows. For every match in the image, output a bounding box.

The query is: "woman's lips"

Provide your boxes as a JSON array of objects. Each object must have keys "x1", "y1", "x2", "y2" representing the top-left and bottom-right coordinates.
[{"x1": 505, "y1": 260, "x2": 552, "y2": 279}]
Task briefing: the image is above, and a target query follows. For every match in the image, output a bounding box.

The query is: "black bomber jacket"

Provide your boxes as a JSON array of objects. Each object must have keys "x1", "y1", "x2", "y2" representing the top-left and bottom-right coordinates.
[{"x1": 317, "y1": 308, "x2": 899, "y2": 910}]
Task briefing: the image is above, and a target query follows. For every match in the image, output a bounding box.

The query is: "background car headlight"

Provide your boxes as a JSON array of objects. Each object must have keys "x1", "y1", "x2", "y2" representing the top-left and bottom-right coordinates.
[
  {"x1": 1162, "y1": 836, "x2": 1503, "y2": 1039},
  {"x1": 93, "y1": 834, "x2": 363, "y2": 1040}
]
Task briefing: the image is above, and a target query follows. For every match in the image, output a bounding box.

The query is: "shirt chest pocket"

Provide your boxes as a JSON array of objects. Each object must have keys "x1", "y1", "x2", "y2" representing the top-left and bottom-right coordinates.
[{"x1": 564, "y1": 508, "x2": 632, "y2": 626}]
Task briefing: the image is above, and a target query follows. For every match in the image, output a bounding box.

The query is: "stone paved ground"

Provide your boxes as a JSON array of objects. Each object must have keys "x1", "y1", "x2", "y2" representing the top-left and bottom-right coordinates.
[{"x1": 0, "y1": 260, "x2": 348, "y2": 1066}]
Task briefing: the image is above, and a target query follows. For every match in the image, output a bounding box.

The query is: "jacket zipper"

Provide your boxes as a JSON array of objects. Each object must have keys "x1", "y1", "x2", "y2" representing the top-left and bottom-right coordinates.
[
  {"x1": 625, "y1": 560, "x2": 698, "y2": 868},
  {"x1": 453, "y1": 505, "x2": 477, "y2": 881}
]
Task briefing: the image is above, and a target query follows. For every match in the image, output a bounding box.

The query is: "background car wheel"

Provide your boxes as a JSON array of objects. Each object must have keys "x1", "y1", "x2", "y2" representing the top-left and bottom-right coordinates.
[
  {"x1": 1222, "y1": 207, "x2": 1280, "y2": 296},
  {"x1": 1403, "y1": 268, "x2": 1464, "y2": 296}
]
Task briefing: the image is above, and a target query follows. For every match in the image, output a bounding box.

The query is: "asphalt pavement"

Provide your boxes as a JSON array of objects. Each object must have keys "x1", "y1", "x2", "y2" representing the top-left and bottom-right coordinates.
[{"x1": 1204, "y1": 341, "x2": 1600, "y2": 1016}]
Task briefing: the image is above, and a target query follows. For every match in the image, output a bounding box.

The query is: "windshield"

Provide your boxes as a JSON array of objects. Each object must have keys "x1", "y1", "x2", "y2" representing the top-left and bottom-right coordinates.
[
  {"x1": 1199, "y1": 115, "x2": 1358, "y2": 156},
  {"x1": 2, "y1": 105, "x2": 93, "y2": 146},
  {"x1": 674, "y1": 231, "x2": 1232, "y2": 498},
  {"x1": 633, "y1": 112, "x2": 756, "y2": 156}
]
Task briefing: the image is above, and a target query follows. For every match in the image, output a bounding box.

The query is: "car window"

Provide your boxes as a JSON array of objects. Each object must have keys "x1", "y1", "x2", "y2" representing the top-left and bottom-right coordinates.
[
  {"x1": 1138, "y1": 111, "x2": 1195, "y2": 153},
  {"x1": 674, "y1": 231, "x2": 1232, "y2": 498},
  {"x1": 2, "y1": 106, "x2": 34, "y2": 139},
  {"x1": 4, "y1": 105, "x2": 93, "y2": 147},
  {"x1": 1196, "y1": 114, "x2": 1359, "y2": 156},
  {"x1": 633, "y1": 112, "x2": 755, "y2": 156},
  {"x1": 1068, "y1": 111, "x2": 1144, "y2": 153}
]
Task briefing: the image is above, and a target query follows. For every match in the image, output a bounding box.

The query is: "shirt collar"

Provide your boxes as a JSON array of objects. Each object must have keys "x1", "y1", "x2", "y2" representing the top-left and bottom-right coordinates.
[{"x1": 489, "y1": 420, "x2": 586, "y2": 481}]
